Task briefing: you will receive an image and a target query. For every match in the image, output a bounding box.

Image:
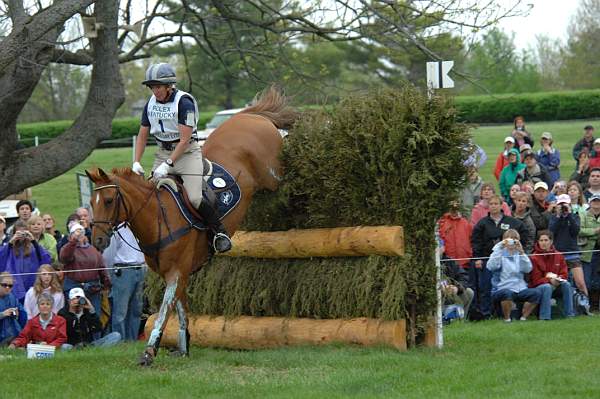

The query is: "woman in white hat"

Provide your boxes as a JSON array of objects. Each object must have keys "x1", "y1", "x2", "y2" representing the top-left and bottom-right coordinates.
[
  {"x1": 536, "y1": 131, "x2": 560, "y2": 187},
  {"x1": 493, "y1": 136, "x2": 516, "y2": 181}
]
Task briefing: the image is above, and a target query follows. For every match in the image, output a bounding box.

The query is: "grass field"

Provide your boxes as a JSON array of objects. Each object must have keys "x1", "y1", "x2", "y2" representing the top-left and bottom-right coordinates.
[{"x1": 2, "y1": 317, "x2": 600, "y2": 398}]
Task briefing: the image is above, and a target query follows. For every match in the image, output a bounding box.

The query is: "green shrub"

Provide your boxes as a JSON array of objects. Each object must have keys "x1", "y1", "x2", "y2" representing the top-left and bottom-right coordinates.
[
  {"x1": 17, "y1": 112, "x2": 214, "y2": 144},
  {"x1": 455, "y1": 90, "x2": 600, "y2": 123},
  {"x1": 146, "y1": 85, "x2": 469, "y2": 342}
]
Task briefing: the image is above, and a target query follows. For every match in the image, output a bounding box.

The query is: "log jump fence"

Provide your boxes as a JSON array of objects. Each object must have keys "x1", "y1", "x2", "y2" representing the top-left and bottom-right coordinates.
[{"x1": 145, "y1": 225, "x2": 437, "y2": 351}]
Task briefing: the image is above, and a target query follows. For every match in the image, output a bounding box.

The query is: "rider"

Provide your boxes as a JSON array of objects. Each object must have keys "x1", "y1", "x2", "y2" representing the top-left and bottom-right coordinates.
[{"x1": 132, "y1": 63, "x2": 232, "y2": 253}]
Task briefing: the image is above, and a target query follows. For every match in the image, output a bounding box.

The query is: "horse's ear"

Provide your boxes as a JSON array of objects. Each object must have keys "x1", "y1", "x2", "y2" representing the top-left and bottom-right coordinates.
[
  {"x1": 85, "y1": 169, "x2": 96, "y2": 183},
  {"x1": 98, "y1": 168, "x2": 110, "y2": 181}
]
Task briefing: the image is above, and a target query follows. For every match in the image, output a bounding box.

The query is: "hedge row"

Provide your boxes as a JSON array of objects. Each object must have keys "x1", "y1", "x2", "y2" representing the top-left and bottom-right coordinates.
[
  {"x1": 454, "y1": 89, "x2": 600, "y2": 123},
  {"x1": 17, "y1": 112, "x2": 214, "y2": 141},
  {"x1": 145, "y1": 85, "x2": 469, "y2": 342}
]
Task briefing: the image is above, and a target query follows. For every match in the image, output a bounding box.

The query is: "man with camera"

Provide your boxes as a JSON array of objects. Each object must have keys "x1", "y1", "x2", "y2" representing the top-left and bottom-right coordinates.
[
  {"x1": 549, "y1": 194, "x2": 590, "y2": 314},
  {"x1": 58, "y1": 287, "x2": 121, "y2": 349},
  {"x1": 0, "y1": 272, "x2": 27, "y2": 345}
]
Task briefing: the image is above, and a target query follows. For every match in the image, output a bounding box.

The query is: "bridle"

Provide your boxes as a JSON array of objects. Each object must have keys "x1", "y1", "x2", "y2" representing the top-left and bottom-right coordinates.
[{"x1": 90, "y1": 179, "x2": 154, "y2": 245}]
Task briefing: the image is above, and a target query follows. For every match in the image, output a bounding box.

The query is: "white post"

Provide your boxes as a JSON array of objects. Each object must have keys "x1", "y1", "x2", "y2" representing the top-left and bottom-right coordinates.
[
  {"x1": 34, "y1": 136, "x2": 39, "y2": 147},
  {"x1": 132, "y1": 135, "x2": 137, "y2": 163},
  {"x1": 435, "y1": 241, "x2": 444, "y2": 349}
]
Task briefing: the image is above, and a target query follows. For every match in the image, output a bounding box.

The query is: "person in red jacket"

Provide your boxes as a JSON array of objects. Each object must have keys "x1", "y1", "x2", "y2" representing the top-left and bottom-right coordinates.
[
  {"x1": 59, "y1": 223, "x2": 111, "y2": 317},
  {"x1": 8, "y1": 292, "x2": 67, "y2": 348},
  {"x1": 493, "y1": 136, "x2": 516, "y2": 181},
  {"x1": 529, "y1": 230, "x2": 575, "y2": 320},
  {"x1": 438, "y1": 201, "x2": 472, "y2": 268}
]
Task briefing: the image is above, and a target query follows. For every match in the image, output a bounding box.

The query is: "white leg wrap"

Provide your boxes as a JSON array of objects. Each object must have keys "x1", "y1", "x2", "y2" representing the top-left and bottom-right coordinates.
[
  {"x1": 176, "y1": 300, "x2": 188, "y2": 354},
  {"x1": 147, "y1": 279, "x2": 178, "y2": 348}
]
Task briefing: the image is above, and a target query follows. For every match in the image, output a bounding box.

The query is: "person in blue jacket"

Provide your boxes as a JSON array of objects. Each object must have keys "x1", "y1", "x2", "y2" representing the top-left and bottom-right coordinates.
[
  {"x1": 0, "y1": 272, "x2": 27, "y2": 345},
  {"x1": 536, "y1": 132, "x2": 560, "y2": 187},
  {"x1": 0, "y1": 220, "x2": 51, "y2": 302},
  {"x1": 486, "y1": 229, "x2": 540, "y2": 322}
]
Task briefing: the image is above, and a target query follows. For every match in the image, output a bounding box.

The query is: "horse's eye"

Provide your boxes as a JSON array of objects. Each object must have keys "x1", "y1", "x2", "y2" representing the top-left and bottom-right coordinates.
[{"x1": 104, "y1": 198, "x2": 113, "y2": 205}]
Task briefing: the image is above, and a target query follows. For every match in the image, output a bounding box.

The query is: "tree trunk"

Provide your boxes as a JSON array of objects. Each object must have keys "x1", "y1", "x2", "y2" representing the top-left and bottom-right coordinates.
[
  {"x1": 0, "y1": 0, "x2": 125, "y2": 198},
  {"x1": 146, "y1": 315, "x2": 407, "y2": 350},
  {"x1": 221, "y1": 226, "x2": 405, "y2": 258}
]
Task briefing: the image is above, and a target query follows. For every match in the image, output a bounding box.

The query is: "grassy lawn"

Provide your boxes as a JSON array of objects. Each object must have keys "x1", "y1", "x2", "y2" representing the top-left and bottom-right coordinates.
[{"x1": 1, "y1": 316, "x2": 599, "y2": 398}]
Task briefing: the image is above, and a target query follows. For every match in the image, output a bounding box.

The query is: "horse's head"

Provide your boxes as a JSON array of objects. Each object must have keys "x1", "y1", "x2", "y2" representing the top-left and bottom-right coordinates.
[{"x1": 85, "y1": 168, "x2": 128, "y2": 251}]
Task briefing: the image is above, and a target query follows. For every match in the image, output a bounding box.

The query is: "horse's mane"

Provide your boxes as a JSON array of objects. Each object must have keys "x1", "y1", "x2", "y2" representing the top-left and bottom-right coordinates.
[
  {"x1": 87, "y1": 167, "x2": 153, "y2": 189},
  {"x1": 240, "y1": 85, "x2": 298, "y2": 130}
]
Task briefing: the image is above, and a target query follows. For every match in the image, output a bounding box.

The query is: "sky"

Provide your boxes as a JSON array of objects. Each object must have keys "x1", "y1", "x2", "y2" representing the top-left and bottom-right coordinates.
[{"x1": 496, "y1": 0, "x2": 580, "y2": 50}]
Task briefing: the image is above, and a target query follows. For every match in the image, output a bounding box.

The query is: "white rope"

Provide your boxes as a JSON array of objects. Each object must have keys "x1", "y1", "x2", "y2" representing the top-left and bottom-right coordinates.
[
  {"x1": 5, "y1": 264, "x2": 146, "y2": 278},
  {"x1": 441, "y1": 247, "x2": 600, "y2": 263}
]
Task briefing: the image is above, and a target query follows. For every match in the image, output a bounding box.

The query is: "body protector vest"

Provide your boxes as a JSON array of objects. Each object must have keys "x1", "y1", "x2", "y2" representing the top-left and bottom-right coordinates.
[{"x1": 147, "y1": 90, "x2": 199, "y2": 142}]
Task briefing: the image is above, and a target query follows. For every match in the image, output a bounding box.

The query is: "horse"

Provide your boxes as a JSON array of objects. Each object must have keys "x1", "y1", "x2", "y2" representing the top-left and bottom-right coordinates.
[{"x1": 86, "y1": 87, "x2": 297, "y2": 366}]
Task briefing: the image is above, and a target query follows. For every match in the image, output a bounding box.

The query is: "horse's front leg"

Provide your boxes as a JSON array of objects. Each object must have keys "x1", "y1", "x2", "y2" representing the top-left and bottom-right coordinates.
[
  {"x1": 175, "y1": 298, "x2": 190, "y2": 356},
  {"x1": 139, "y1": 277, "x2": 178, "y2": 366}
]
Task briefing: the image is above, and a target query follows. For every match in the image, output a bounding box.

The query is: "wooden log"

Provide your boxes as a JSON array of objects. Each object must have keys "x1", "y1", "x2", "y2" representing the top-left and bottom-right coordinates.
[
  {"x1": 220, "y1": 226, "x2": 404, "y2": 258},
  {"x1": 146, "y1": 314, "x2": 407, "y2": 351}
]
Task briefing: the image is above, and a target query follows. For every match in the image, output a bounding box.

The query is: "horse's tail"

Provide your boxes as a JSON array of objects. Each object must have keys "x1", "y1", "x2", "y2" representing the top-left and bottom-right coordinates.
[{"x1": 240, "y1": 85, "x2": 298, "y2": 130}]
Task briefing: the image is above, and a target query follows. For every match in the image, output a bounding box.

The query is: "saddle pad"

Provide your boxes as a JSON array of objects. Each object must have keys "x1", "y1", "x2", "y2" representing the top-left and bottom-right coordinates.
[{"x1": 160, "y1": 162, "x2": 242, "y2": 231}]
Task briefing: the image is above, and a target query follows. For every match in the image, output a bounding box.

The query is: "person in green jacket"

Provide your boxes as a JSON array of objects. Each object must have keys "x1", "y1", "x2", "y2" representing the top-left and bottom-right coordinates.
[
  {"x1": 578, "y1": 194, "x2": 600, "y2": 292},
  {"x1": 499, "y1": 148, "x2": 526, "y2": 202}
]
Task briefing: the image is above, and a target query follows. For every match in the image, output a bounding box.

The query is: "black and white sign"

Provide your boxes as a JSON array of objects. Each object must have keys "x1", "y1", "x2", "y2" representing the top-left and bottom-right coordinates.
[{"x1": 426, "y1": 61, "x2": 454, "y2": 89}]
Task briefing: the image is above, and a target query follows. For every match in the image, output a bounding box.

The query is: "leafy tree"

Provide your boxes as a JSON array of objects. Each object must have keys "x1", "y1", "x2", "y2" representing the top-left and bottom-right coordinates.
[
  {"x1": 559, "y1": 0, "x2": 600, "y2": 89},
  {"x1": 460, "y1": 28, "x2": 541, "y2": 94}
]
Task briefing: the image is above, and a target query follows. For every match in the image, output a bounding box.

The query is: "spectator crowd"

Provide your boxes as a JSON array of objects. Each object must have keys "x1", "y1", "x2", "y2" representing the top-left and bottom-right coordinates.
[
  {"x1": 440, "y1": 118, "x2": 600, "y2": 322},
  {"x1": 0, "y1": 201, "x2": 147, "y2": 350}
]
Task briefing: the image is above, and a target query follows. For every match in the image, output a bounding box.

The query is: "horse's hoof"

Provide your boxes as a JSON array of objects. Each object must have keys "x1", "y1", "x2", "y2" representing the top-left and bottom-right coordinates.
[
  {"x1": 138, "y1": 351, "x2": 154, "y2": 367},
  {"x1": 167, "y1": 348, "x2": 189, "y2": 357}
]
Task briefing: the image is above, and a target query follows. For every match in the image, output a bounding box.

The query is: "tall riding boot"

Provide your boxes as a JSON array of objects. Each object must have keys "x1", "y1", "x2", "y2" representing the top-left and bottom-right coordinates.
[{"x1": 198, "y1": 201, "x2": 232, "y2": 253}]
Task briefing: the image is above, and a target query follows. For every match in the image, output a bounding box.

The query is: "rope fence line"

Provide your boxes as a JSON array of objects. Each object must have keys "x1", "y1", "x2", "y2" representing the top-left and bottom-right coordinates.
[
  {"x1": 4, "y1": 264, "x2": 147, "y2": 279},
  {"x1": 440, "y1": 247, "x2": 600, "y2": 264}
]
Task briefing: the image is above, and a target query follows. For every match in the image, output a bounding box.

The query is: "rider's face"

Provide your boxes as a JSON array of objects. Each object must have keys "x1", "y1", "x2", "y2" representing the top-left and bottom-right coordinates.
[{"x1": 149, "y1": 84, "x2": 171, "y2": 102}]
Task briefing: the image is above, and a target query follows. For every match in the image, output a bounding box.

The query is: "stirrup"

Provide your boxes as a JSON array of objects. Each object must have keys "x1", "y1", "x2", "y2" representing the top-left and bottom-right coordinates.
[{"x1": 213, "y1": 233, "x2": 232, "y2": 253}]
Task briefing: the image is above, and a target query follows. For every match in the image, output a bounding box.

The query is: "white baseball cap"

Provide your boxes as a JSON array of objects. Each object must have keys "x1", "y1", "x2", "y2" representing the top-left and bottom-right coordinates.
[
  {"x1": 69, "y1": 287, "x2": 86, "y2": 300},
  {"x1": 69, "y1": 223, "x2": 85, "y2": 234},
  {"x1": 534, "y1": 182, "x2": 549, "y2": 191},
  {"x1": 504, "y1": 136, "x2": 515, "y2": 143},
  {"x1": 556, "y1": 194, "x2": 571, "y2": 205}
]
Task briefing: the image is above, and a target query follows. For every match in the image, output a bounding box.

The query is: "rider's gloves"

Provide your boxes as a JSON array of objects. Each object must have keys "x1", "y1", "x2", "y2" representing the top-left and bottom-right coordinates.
[
  {"x1": 132, "y1": 162, "x2": 145, "y2": 175},
  {"x1": 153, "y1": 162, "x2": 170, "y2": 179}
]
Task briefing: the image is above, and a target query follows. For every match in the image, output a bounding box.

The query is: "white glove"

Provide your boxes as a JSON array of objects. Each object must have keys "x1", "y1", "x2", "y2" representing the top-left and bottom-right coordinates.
[
  {"x1": 153, "y1": 162, "x2": 170, "y2": 179},
  {"x1": 132, "y1": 162, "x2": 145, "y2": 175}
]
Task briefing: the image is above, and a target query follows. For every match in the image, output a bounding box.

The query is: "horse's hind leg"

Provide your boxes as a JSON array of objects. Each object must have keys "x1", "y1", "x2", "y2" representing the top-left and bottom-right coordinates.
[
  {"x1": 139, "y1": 277, "x2": 178, "y2": 366},
  {"x1": 175, "y1": 299, "x2": 190, "y2": 356}
]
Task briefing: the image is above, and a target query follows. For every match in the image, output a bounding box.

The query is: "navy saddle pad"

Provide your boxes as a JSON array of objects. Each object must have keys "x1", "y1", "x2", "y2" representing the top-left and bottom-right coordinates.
[{"x1": 161, "y1": 162, "x2": 241, "y2": 230}]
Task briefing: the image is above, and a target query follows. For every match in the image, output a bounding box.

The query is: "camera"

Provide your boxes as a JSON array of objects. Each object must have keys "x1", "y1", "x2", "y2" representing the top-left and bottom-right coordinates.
[
  {"x1": 505, "y1": 238, "x2": 515, "y2": 246},
  {"x1": 560, "y1": 204, "x2": 570, "y2": 215},
  {"x1": 9, "y1": 309, "x2": 17, "y2": 318},
  {"x1": 516, "y1": 126, "x2": 524, "y2": 131},
  {"x1": 78, "y1": 297, "x2": 86, "y2": 306}
]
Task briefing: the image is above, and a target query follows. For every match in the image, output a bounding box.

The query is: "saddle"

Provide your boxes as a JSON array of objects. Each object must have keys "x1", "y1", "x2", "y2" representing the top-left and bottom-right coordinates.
[{"x1": 156, "y1": 159, "x2": 242, "y2": 231}]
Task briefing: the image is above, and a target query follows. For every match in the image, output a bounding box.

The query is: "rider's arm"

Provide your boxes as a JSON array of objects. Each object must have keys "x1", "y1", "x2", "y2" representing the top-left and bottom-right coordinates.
[
  {"x1": 135, "y1": 103, "x2": 151, "y2": 163},
  {"x1": 170, "y1": 125, "x2": 192, "y2": 163},
  {"x1": 169, "y1": 96, "x2": 196, "y2": 164},
  {"x1": 134, "y1": 126, "x2": 149, "y2": 163}
]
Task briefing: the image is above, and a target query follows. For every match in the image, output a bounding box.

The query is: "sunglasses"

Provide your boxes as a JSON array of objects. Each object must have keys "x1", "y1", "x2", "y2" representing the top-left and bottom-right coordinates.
[{"x1": 0, "y1": 283, "x2": 13, "y2": 288}]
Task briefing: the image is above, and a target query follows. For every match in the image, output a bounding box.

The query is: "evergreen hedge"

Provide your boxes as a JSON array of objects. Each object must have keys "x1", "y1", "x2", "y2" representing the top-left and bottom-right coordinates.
[
  {"x1": 455, "y1": 89, "x2": 600, "y2": 123},
  {"x1": 17, "y1": 113, "x2": 213, "y2": 144},
  {"x1": 146, "y1": 85, "x2": 469, "y2": 342}
]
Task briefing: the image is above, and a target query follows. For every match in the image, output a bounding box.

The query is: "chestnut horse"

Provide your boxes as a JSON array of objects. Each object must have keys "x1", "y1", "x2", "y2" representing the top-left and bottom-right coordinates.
[{"x1": 86, "y1": 87, "x2": 296, "y2": 366}]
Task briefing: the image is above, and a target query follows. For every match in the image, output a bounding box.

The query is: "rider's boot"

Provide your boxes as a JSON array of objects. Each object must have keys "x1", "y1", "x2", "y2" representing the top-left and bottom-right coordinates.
[{"x1": 198, "y1": 201, "x2": 232, "y2": 253}]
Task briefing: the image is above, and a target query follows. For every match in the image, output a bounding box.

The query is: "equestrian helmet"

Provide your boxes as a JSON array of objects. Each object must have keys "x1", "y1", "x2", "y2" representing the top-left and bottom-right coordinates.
[{"x1": 142, "y1": 63, "x2": 177, "y2": 85}]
